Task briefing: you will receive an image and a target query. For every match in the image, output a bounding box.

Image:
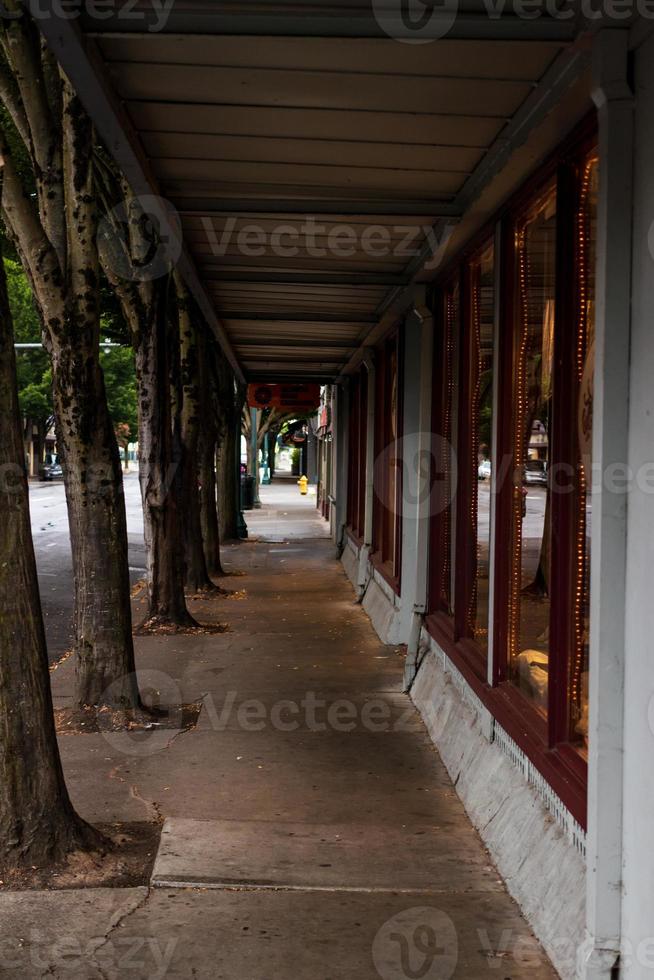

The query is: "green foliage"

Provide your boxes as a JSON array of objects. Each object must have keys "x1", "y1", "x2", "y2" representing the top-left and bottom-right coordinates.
[
  {"x1": 100, "y1": 345, "x2": 138, "y2": 442},
  {"x1": 6, "y1": 254, "x2": 137, "y2": 441},
  {"x1": 5, "y1": 257, "x2": 40, "y2": 341},
  {"x1": 5, "y1": 257, "x2": 53, "y2": 426}
]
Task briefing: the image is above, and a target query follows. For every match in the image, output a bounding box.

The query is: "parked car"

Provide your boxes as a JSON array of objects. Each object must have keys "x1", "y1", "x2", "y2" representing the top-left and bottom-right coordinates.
[
  {"x1": 524, "y1": 459, "x2": 547, "y2": 486},
  {"x1": 478, "y1": 459, "x2": 491, "y2": 481},
  {"x1": 41, "y1": 461, "x2": 63, "y2": 481}
]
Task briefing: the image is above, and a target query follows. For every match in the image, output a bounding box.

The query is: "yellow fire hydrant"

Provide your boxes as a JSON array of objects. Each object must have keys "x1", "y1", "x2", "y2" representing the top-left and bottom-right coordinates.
[{"x1": 297, "y1": 475, "x2": 308, "y2": 495}]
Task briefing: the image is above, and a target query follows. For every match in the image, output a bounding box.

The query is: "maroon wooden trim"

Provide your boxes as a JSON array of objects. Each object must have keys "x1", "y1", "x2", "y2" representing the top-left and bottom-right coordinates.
[
  {"x1": 490, "y1": 685, "x2": 587, "y2": 827},
  {"x1": 453, "y1": 244, "x2": 495, "y2": 671},
  {"x1": 454, "y1": 260, "x2": 474, "y2": 643},
  {"x1": 549, "y1": 160, "x2": 578, "y2": 749},
  {"x1": 424, "y1": 114, "x2": 599, "y2": 813},
  {"x1": 372, "y1": 328, "x2": 403, "y2": 586},
  {"x1": 346, "y1": 371, "x2": 359, "y2": 534},
  {"x1": 492, "y1": 216, "x2": 518, "y2": 687},
  {"x1": 372, "y1": 345, "x2": 384, "y2": 557},
  {"x1": 357, "y1": 368, "x2": 368, "y2": 537},
  {"x1": 424, "y1": 610, "x2": 456, "y2": 650},
  {"x1": 345, "y1": 526, "x2": 363, "y2": 549},
  {"x1": 370, "y1": 549, "x2": 401, "y2": 596},
  {"x1": 427, "y1": 288, "x2": 446, "y2": 615},
  {"x1": 346, "y1": 366, "x2": 369, "y2": 541},
  {"x1": 394, "y1": 327, "x2": 405, "y2": 588},
  {"x1": 427, "y1": 278, "x2": 459, "y2": 619}
]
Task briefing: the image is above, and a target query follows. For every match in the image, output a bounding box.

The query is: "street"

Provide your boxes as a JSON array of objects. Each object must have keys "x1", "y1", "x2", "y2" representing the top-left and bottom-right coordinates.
[{"x1": 29, "y1": 472, "x2": 146, "y2": 664}]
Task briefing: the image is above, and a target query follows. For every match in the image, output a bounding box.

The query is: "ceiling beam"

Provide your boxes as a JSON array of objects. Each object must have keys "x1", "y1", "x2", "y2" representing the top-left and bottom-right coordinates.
[
  {"x1": 84, "y1": 8, "x2": 576, "y2": 42},
  {"x1": 247, "y1": 373, "x2": 336, "y2": 383},
  {"x1": 201, "y1": 270, "x2": 409, "y2": 286},
  {"x1": 175, "y1": 198, "x2": 462, "y2": 218},
  {"x1": 223, "y1": 311, "x2": 375, "y2": 323},
  {"x1": 339, "y1": 42, "x2": 592, "y2": 377},
  {"x1": 31, "y1": 5, "x2": 245, "y2": 384},
  {"x1": 234, "y1": 339, "x2": 354, "y2": 349}
]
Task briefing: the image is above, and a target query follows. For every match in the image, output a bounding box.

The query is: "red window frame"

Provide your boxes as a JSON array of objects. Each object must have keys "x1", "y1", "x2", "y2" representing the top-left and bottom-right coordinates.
[
  {"x1": 424, "y1": 114, "x2": 598, "y2": 828},
  {"x1": 346, "y1": 368, "x2": 367, "y2": 541},
  {"x1": 427, "y1": 273, "x2": 459, "y2": 639},
  {"x1": 371, "y1": 329, "x2": 403, "y2": 593}
]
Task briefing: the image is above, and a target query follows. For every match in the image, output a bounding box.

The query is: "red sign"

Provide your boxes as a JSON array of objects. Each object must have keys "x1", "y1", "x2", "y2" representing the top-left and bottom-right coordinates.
[{"x1": 247, "y1": 383, "x2": 320, "y2": 412}]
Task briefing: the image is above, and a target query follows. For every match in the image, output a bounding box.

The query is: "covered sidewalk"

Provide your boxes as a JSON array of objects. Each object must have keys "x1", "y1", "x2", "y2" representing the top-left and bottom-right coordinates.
[
  {"x1": 1, "y1": 492, "x2": 555, "y2": 977},
  {"x1": 6, "y1": 4, "x2": 654, "y2": 978}
]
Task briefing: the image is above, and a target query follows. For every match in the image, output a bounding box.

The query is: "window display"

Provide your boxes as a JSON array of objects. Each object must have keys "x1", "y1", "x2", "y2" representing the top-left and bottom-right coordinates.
[
  {"x1": 425, "y1": 121, "x2": 597, "y2": 808},
  {"x1": 508, "y1": 182, "x2": 557, "y2": 713},
  {"x1": 467, "y1": 243, "x2": 495, "y2": 655},
  {"x1": 430, "y1": 279, "x2": 459, "y2": 617},
  {"x1": 372, "y1": 332, "x2": 402, "y2": 587},
  {"x1": 570, "y1": 153, "x2": 598, "y2": 753}
]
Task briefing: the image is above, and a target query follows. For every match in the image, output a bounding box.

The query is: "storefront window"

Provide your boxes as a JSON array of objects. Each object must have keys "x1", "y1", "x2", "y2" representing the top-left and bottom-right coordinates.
[
  {"x1": 509, "y1": 183, "x2": 557, "y2": 714},
  {"x1": 570, "y1": 154, "x2": 598, "y2": 755},
  {"x1": 430, "y1": 279, "x2": 459, "y2": 617},
  {"x1": 468, "y1": 244, "x2": 495, "y2": 654},
  {"x1": 385, "y1": 341, "x2": 399, "y2": 570},
  {"x1": 346, "y1": 369, "x2": 367, "y2": 538},
  {"x1": 372, "y1": 332, "x2": 402, "y2": 587}
]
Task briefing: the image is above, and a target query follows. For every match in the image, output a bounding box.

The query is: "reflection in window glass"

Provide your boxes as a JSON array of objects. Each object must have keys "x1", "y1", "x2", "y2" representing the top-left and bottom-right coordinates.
[
  {"x1": 509, "y1": 184, "x2": 557, "y2": 714},
  {"x1": 570, "y1": 155, "x2": 598, "y2": 755},
  {"x1": 440, "y1": 281, "x2": 459, "y2": 616},
  {"x1": 469, "y1": 244, "x2": 494, "y2": 655},
  {"x1": 385, "y1": 342, "x2": 399, "y2": 570}
]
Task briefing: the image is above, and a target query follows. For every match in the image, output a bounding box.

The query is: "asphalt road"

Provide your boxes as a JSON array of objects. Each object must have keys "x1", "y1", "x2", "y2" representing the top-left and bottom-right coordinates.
[{"x1": 29, "y1": 471, "x2": 146, "y2": 664}]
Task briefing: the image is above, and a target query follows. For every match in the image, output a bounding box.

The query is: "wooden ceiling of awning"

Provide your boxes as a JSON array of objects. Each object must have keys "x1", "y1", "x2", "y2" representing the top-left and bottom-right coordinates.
[{"x1": 75, "y1": 4, "x2": 586, "y2": 380}]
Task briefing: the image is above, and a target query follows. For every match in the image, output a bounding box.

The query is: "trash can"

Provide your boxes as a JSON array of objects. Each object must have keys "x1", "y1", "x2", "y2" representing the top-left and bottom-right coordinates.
[{"x1": 241, "y1": 473, "x2": 255, "y2": 510}]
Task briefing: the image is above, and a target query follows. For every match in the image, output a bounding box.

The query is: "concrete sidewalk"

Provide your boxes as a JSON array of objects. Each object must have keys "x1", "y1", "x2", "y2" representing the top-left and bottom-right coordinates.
[
  {"x1": 244, "y1": 476, "x2": 331, "y2": 542},
  {"x1": 0, "y1": 524, "x2": 556, "y2": 978}
]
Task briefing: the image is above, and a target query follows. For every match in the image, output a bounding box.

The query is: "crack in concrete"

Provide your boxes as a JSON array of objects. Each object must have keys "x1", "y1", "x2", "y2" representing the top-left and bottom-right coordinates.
[
  {"x1": 481, "y1": 791, "x2": 513, "y2": 833},
  {"x1": 129, "y1": 784, "x2": 163, "y2": 825},
  {"x1": 88, "y1": 888, "x2": 152, "y2": 980}
]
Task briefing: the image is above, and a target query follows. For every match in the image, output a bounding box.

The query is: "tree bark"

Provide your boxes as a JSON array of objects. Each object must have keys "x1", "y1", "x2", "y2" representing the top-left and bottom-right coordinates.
[
  {"x1": 0, "y1": 21, "x2": 140, "y2": 711},
  {"x1": 0, "y1": 253, "x2": 99, "y2": 869},
  {"x1": 177, "y1": 279, "x2": 217, "y2": 592},
  {"x1": 96, "y1": 174, "x2": 197, "y2": 629},
  {"x1": 217, "y1": 377, "x2": 243, "y2": 541},
  {"x1": 133, "y1": 278, "x2": 195, "y2": 627},
  {"x1": 199, "y1": 423, "x2": 225, "y2": 576},
  {"x1": 54, "y1": 342, "x2": 140, "y2": 706}
]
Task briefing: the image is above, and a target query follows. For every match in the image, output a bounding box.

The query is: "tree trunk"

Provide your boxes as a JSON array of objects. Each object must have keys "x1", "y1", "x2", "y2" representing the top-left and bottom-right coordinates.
[
  {"x1": 268, "y1": 428, "x2": 279, "y2": 481},
  {"x1": 199, "y1": 424, "x2": 225, "y2": 576},
  {"x1": 53, "y1": 345, "x2": 140, "y2": 708},
  {"x1": 177, "y1": 286, "x2": 216, "y2": 592},
  {"x1": 0, "y1": 59, "x2": 141, "y2": 713},
  {"x1": 134, "y1": 281, "x2": 195, "y2": 628},
  {"x1": 218, "y1": 408, "x2": 241, "y2": 541},
  {"x1": 0, "y1": 258, "x2": 99, "y2": 869}
]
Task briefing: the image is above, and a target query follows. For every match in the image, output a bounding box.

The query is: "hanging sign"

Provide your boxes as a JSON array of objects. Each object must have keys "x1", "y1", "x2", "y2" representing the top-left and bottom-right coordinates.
[{"x1": 247, "y1": 383, "x2": 320, "y2": 412}]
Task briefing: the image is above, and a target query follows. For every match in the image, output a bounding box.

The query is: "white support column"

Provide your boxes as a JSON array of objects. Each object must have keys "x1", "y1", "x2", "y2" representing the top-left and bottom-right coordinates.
[
  {"x1": 358, "y1": 352, "x2": 376, "y2": 589},
  {"x1": 619, "y1": 26, "x2": 654, "y2": 980},
  {"x1": 581, "y1": 29, "x2": 634, "y2": 980}
]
